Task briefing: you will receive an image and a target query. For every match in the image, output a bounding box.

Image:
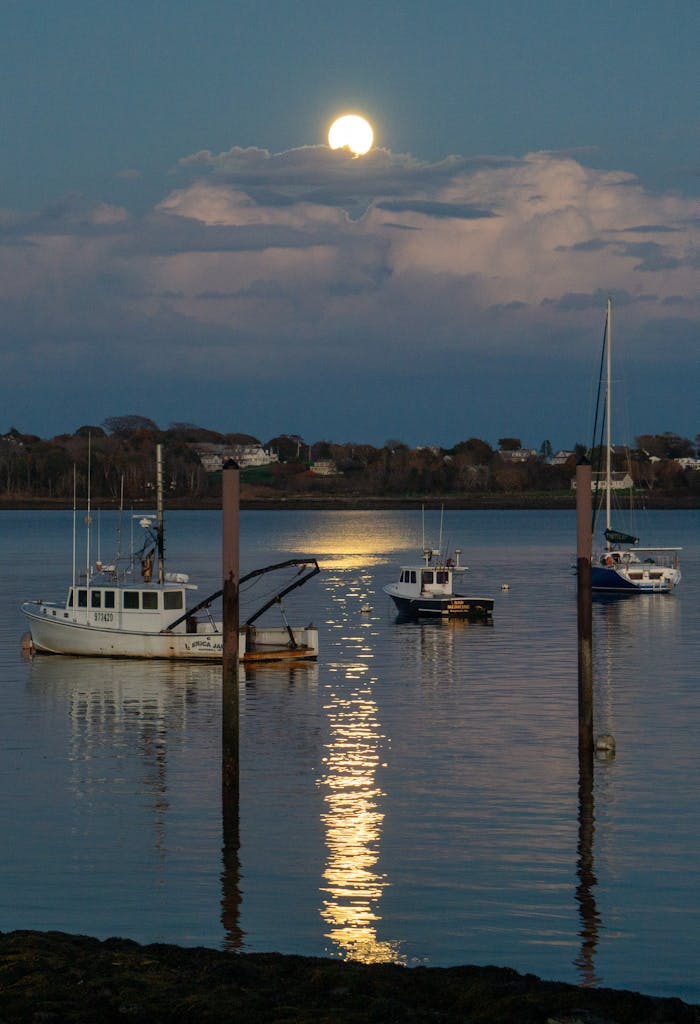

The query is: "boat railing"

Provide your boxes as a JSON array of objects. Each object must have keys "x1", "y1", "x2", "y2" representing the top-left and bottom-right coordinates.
[{"x1": 594, "y1": 547, "x2": 681, "y2": 569}]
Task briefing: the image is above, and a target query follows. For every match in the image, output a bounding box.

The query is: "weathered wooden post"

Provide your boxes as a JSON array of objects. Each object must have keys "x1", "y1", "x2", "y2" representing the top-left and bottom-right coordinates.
[
  {"x1": 220, "y1": 460, "x2": 242, "y2": 947},
  {"x1": 574, "y1": 458, "x2": 601, "y2": 983},
  {"x1": 576, "y1": 458, "x2": 593, "y2": 756},
  {"x1": 222, "y1": 460, "x2": 240, "y2": 787}
]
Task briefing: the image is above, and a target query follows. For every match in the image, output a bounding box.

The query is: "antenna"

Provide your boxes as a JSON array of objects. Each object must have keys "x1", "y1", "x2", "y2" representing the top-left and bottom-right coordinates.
[{"x1": 156, "y1": 443, "x2": 165, "y2": 584}]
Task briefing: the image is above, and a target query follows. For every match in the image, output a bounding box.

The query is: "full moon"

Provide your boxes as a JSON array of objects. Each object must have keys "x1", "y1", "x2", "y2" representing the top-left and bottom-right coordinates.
[{"x1": 328, "y1": 114, "x2": 374, "y2": 156}]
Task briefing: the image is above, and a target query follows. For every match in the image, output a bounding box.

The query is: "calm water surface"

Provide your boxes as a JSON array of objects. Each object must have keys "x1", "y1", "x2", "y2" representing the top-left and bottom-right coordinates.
[{"x1": 1, "y1": 508, "x2": 698, "y2": 1001}]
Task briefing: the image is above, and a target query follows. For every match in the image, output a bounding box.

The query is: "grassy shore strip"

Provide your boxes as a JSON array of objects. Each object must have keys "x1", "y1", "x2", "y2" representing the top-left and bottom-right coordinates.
[
  {"x1": 1, "y1": 493, "x2": 698, "y2": 511},
  {"x1": 1, "y1": 931, "x2": 698, "y2": 1023}
]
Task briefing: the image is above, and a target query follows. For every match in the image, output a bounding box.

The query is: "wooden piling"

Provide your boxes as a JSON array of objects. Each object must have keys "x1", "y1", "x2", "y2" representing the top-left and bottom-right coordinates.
[
  {"x1": 222, "y1": 461, "x2": 240, "y2": 793},
  {"x1": 221, "y1": 460, "x2": 241, "y2": 946},
  {"x1": 576, "y1": 459, "x2": 593, "y2": 758}
]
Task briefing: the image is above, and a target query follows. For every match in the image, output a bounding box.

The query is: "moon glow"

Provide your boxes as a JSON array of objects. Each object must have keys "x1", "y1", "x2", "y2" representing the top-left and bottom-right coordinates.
[{"x1": 328, "y1": 114, "x2": 374, "y2": 156}]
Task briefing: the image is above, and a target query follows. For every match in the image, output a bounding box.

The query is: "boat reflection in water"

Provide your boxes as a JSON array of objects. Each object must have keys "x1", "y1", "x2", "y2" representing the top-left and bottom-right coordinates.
[
  {"x1": 573, "y1": 586, "x2": 682, "y2": 987},
  {"x1": 25, "y1": 654, "x2": 238, "y2": 947},
  {"x1": 396, "y1": 615, "x2": 493, "y2": 692},
  {"x1": 318, "y1": 661, "x2": 403, "y2": 963}
]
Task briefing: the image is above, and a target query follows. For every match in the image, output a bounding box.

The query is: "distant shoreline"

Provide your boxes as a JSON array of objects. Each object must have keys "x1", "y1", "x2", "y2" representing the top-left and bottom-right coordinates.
[{"x1": 0, "y1": 493, "x2": 698, "y2": 512}]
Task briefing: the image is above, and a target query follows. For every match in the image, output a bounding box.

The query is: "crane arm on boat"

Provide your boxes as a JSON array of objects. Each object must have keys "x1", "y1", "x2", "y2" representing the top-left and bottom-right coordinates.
[{"x1": 162, "y1": 558, "x2": 320, "y2": 633}]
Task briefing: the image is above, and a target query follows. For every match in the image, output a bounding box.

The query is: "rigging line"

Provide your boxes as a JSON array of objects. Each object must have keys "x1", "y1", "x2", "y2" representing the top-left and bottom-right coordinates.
[{"x1": 590, "y1": 309, "x2": 609, "y2": 537}]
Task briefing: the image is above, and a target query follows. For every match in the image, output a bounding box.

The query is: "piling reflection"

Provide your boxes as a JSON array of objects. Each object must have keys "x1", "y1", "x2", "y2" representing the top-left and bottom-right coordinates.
[
  {"x1": 575, "y1": 745, "x2": 601, "y2": 986},
  {"x1": 221, "y1": 659, "x2": 243, "y2": 951},
  {"x1": 318, "y1": 669, "x2": 403, "y2": 963},
  {"x1": 573, "y1": 589, "x2": 674, "y2": 987}
]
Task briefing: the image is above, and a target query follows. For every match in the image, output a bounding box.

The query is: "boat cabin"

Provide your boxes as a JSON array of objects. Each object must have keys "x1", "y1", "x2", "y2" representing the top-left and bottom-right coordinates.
[
  {"x1": 58, "y1": 582, "x2": 195, "y2": 633},
  {"x1": 397, "y1": 565, "x2": 454, "y2": 598}
]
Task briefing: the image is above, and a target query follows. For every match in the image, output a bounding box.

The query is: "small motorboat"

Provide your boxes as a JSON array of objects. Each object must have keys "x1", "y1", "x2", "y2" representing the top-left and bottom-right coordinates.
[{"x1": 383, "y1": 542, "x2": 493, "y2": 621}]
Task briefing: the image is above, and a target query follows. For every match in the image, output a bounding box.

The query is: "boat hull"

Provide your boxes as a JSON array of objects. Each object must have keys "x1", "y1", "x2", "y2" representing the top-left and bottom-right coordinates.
[
  {"x1": 590, "y1": 564, "x2": 681, "y2": 593},
  {"x1": 384, "y1": 590, "x2": 494, "y2": 620},
  {"x1": 21, "y1": 605, "x2": 318, "y2": 662}
]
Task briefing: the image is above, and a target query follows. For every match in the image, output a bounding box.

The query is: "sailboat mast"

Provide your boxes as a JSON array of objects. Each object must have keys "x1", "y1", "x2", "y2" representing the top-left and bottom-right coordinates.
[
  {"x1": 72, "y1": 465, "x2": 77, "y2": 588},
  {"x1": 86, "y1": 434, "x2": 92, "y2": 584},
  {"x1": 605, "y1": 297, "x2": 612, "y2": 538},
  {"x1": 156, "y1": 443, "x2": 165, "y2": 584}
]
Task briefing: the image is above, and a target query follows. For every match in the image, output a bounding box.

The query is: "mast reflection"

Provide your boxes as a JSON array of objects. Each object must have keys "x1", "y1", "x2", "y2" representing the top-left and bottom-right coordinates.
[{"x1": 318, "y1": 668, "x2": 403, "y2": 963}]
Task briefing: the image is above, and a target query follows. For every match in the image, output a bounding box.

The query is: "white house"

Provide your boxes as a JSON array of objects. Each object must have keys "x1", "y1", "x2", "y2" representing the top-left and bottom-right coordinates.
[
  {"x1": 571, "y1": 471, "x2": 634, "y2": 491},
  {"x1": 310, "y1": 459, "x2": 339, "y2": 476},
  {"x1": 192, "y1": 443, "x2": 279, "y2": 471},
  {"x1": 498, "y1": 448, "x2": 537, "y2": 463}
]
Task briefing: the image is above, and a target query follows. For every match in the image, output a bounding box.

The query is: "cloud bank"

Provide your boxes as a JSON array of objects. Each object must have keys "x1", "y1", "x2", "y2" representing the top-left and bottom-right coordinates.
[{"x1": 2, "y1": 144, "x2": 698, "y2": 444}]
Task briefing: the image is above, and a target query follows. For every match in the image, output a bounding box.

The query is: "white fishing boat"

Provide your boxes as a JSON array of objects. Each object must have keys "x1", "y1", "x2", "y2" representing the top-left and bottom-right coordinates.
[
  {"x1": 383, "y1": 511, "x2": 494, "y2": 620},
  {"x1": 590, "y1": 299, "x2": 681, "y2": 594},
  {"x1": 21, "y1": 446, "x2": 319, "y2": 662}
]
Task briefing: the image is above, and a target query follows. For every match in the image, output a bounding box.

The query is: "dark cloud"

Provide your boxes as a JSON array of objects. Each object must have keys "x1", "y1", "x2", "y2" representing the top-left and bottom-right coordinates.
[
  {"x1": 556, "y1": 238, "x2": 610, "y2": 253},
  {"x1": 374, "y1": 199, "x2": 495, "y2": 220},
  {"x1": 621, "y1": 241, "x2": 681, "y2": 271},
  {"x1": 178, "y1": 144, "x2": 516, "y2": 198}
]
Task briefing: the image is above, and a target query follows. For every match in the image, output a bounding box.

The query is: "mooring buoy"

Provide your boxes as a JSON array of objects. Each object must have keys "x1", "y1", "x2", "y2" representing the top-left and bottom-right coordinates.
[{"x1": 595, "y1": 733, "x2": 616, "y2": 754}]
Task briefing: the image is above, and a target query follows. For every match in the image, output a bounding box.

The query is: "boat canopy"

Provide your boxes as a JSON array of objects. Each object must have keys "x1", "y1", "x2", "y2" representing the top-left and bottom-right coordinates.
[{"x1": 604, "y1": 527, "x2": 639, "y2": 546}]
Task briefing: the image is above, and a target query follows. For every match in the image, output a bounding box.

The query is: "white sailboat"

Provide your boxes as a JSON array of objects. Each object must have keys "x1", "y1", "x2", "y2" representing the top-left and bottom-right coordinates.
[{"x1": 590, "y1": 299, "x2": 681, "y2": 593}]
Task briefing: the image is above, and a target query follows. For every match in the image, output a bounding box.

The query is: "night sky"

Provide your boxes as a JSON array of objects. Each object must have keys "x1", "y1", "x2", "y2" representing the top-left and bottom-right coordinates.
[{"x1": 2, "y1": 0, "x2": 698, "y2": 449}]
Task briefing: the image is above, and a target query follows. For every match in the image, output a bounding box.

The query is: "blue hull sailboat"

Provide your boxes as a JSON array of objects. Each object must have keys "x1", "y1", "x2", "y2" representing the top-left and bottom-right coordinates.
[{"x1": 590, "y1": 299, "x2": 681, "y2": 594}]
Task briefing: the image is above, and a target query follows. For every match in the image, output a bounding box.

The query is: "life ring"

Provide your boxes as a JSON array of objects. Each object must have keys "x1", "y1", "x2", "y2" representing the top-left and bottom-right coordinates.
[{"x1": 604, "y1": 554, "x2": 613, "y2": 566}]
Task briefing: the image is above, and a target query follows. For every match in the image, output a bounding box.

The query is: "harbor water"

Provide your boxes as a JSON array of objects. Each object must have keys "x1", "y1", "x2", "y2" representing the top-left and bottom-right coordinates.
[{"x1": 1, "y1": 508, "x2": 698, "y2": 1001}]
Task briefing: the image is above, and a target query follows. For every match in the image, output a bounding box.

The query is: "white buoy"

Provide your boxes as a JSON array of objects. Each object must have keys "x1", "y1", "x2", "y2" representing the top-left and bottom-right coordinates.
[
  {"x1": 501, "y1": 583, "x2": 510, "y2": 590},
  {"x1": 596, "y1": 733, "x2": 616, "y2": 754}
]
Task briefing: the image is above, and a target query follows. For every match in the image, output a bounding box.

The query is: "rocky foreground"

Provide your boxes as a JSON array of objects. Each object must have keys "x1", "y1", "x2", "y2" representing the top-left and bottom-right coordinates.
[{"x1": 1, "y1": 931, "x2": 698, "y2": 1023}]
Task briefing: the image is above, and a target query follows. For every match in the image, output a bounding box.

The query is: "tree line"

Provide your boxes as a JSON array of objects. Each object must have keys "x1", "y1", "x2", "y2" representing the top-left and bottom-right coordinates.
[{"x1": 1, "y1": 416, "x2": 698, "y2": 504}]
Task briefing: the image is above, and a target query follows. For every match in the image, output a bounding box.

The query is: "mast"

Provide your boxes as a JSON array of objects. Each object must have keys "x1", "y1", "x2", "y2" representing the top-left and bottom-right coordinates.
[
  {"x1": 156, "y1": 443, "x2": 165, "y2": 584},
  {"x1": 72, "y1": 465, "x2": 77, "y2": 588},
  {"x1": 605, "y1": 297, "x2": 612, "y2": 539},
  {"x1": 86, "y1": 433, "x2": 92, "y2": 584},
  {"x1": 116, "y1": 476, "x2": 124, "y2": 562}
]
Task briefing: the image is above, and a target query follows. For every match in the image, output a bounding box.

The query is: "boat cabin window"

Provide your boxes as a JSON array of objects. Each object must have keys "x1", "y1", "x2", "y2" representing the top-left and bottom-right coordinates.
[
  {"x1": 142, "y1": 592, "x2": 158, "y2": 610},
  {"x1": 78, "y1": 589, "x2": 88, "y2": 608},
  {"x1": 400, "y1": 571, "x2": 417, "y2": 584},
  {"x1": 422, "y1": 571, "x2": 434, "y2": 584},
  {"x1": 104, "y1": 591, "x2": 115, "y2": 609},
  {"x1": 163, "y1": 591, "x2": 184, "y2": 610},
  {"x1": 124, "y1": 591, "x2": 140, "y2": 610},
  {"x1": 436, "y1": 571, "x2": 449, "y2": 584},
  {"x1": 91, "y1": 591, "x2": 101, "y2": 608}
]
